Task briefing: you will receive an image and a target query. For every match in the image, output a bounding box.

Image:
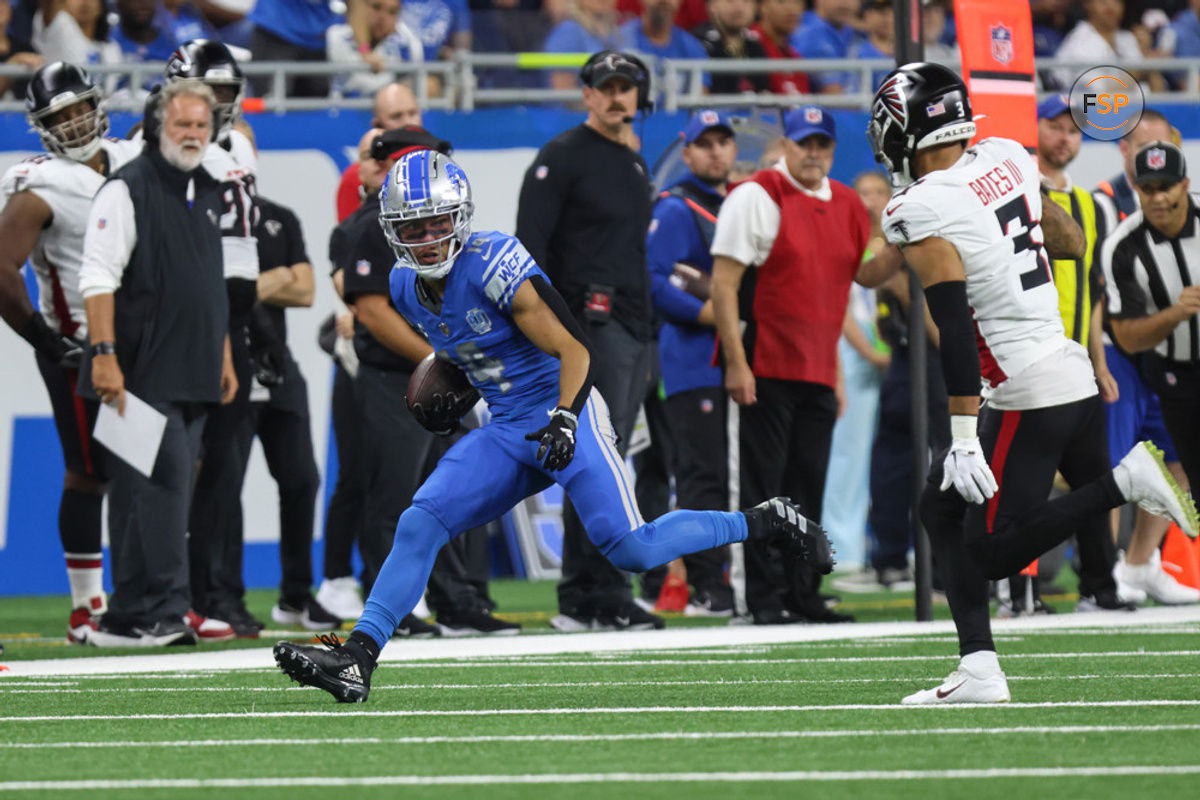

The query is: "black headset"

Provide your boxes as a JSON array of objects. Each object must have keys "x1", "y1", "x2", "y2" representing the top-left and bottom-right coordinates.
[{"x1": 579, "y1": 50, "x2": 654, "y2": 116}]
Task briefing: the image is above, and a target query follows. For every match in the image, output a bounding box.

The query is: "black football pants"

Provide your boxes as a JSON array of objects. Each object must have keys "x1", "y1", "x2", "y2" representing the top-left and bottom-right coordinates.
[{"x1": 922, "y1": 395, "x2": 1125, "y2": 656}]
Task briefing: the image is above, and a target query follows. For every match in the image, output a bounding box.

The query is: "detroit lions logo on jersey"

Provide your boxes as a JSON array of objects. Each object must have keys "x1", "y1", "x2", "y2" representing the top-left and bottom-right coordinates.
[{"x1": 466, "y1": 307, "x2": 492, "y2": 335}]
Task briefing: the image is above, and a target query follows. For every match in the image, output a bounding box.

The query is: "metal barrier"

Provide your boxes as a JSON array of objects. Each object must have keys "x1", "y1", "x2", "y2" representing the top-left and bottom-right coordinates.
[{"x1": 2, "y1": 54, "x2": 1200, "y2": 114}]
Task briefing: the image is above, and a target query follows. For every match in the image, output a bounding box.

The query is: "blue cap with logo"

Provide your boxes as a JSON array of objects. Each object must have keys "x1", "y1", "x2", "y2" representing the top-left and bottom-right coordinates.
[
  {"x1": 784, "y1": 105, "x2": 836, "y2": 142},
  {"x1": 683, "y1": 108, "x2": 734, "y2": 145},
  {"x1": 1037, "y1": 94, "x2": 1071, "y2": 121}
]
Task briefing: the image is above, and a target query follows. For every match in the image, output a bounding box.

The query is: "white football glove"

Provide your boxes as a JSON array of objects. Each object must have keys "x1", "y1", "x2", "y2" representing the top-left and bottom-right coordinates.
[{"x1": 941, "y1": 437, "x2": 999, "y2": 505}]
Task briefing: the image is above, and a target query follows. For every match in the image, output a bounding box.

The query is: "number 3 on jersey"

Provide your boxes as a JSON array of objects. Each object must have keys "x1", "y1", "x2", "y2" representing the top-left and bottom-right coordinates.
[{"x1": 994, "y1": 195, "x2": 1052, "y2": 291}]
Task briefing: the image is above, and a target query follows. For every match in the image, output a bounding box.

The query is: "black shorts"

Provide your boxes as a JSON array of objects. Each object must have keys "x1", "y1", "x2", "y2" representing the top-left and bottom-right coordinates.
[{"x1": 36, "y1": 352, "x2": 104, "y2": 480}]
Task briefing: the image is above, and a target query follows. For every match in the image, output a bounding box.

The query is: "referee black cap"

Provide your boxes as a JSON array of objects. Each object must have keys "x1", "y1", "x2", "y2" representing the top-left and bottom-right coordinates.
[{"x1": 1134, "y1": 141, "x2": 1186, "y2": 187}]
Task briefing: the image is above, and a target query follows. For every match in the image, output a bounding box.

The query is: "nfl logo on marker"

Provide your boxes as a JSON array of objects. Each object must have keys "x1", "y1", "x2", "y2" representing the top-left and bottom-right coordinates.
[
  {"x1": 1148, "y1": 148, "x2": 1166, "y2": 170},
  {"x1": 991, "y1": 24, "x2": 1013, "y2": 65},
  {"x1": 804, "y1": 107, "x2": 822, "y2": 124}
]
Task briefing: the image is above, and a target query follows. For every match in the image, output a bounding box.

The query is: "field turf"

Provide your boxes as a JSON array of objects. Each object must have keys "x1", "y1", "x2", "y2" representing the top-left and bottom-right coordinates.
[{"x1": 2, "y1": 580, "x2": 1198, "y2": 798}]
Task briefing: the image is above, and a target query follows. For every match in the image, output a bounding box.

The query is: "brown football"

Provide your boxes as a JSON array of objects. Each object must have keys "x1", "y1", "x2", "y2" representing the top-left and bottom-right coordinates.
[{"x1": 406, "y1": 353, "x2": 481, "y2": 434}]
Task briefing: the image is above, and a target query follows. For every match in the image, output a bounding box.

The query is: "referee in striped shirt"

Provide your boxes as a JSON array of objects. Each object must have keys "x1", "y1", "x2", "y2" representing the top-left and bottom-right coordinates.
[{"x1": 1103, "y1": 141, "x2": 1200, "y2": 494}]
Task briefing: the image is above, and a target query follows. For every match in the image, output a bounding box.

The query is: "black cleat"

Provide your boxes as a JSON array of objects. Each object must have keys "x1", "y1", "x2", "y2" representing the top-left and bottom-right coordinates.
[
  {"x1": 393, "y1": 613, "x2": 439, "y2": 638},
  {"x1": 745, "y1": 497, "x2": 836, "y2": 575},
  {"x1": 274, "y1": 634, "x2": 374, "y2": 703}
]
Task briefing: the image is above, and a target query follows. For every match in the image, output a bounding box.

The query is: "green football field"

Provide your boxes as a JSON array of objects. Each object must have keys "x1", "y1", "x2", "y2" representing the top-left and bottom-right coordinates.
[{"x1": 2, "y1": 581, "x2": 1199, "y2": 798}]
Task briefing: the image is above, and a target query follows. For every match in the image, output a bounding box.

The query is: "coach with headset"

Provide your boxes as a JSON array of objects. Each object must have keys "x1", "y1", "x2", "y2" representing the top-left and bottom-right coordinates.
[{"x1": 516, "y1": 50, "x2": 663, "y2": 632}]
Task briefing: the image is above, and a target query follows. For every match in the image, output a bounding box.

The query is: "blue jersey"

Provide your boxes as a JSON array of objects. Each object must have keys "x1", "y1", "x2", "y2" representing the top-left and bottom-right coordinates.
[
  {"x1": 389, "y1": 231, "x2": 561, "y2": 423},
  {"x1": 647, "y1": 175, "x2": 723, "y2": 396}
]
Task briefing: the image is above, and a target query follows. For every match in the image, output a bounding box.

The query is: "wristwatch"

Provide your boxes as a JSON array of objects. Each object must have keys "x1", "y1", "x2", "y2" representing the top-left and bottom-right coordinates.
[{"x1": 89, "y1": 341, "x2": 116, "y2": 356}]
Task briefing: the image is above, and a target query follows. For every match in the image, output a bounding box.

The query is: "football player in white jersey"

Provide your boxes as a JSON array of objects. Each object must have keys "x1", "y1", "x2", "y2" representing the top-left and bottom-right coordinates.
[
  {"x1": 0, "y1": 63, "x2": 141, "y2": 644},
  {"x1": 869, "y1": 63, "x2": 1199, "y2": 704}
]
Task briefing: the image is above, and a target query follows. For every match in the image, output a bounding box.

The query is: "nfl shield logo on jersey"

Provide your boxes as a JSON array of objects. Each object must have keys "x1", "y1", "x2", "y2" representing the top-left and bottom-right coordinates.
[
  {"x1": 1147, "y1": 148, "x2": 1166, "y2": 170},
  {"x1": 991, "y1": 25, "x2": 1013, "y2": 65},
  {"x1": 466, "y1": 307, "x2": 492, "y2": 335}
]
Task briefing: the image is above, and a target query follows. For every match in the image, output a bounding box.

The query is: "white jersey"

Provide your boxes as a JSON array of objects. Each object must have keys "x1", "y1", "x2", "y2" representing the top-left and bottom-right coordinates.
[
  {"x1": 0, "y1": 138, "x2": 141, "y2": 338},
  {"x1": 127, "y1": 127, "x2": 260, "y2": 282},
  {"x1": 203, "y1": 128, "x2": 260, "y2": 282},
  {"x1": 882, "y1": 136, "x2": 1096, "y2": 410}
]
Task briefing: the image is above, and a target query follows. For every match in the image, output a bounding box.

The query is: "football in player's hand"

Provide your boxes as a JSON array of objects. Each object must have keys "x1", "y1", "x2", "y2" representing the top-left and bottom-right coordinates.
[{"x1": 406, "y1": 353, "x2": 480, "y2": 435}]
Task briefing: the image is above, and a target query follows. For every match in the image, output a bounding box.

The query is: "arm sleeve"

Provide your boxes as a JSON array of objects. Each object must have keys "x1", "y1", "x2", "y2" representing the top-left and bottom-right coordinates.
[
  {"x1": 515, "y1": 143, "x2": 569, "y2": 270},
  {"x1": 78, "y1": 180, "x2": 137, "y2": 298},
  {"x1": 646, "y1": 199, "x2": 705, "y2": 324},
  {"x1": 325, "y1": 25, "x2": 358, "y2": 65},
  {"x1": 710, "y1": 181, "x2": 779, "y2": 265}
]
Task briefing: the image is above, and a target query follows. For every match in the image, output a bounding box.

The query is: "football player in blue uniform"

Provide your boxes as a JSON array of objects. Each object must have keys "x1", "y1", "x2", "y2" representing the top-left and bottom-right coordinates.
[{"x1": 274, "y1": 150, "x2": 835, "y2": 703}]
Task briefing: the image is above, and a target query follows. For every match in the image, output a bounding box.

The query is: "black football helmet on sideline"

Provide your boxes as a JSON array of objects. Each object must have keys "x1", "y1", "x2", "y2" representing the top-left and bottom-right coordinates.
[
  {"x1": 165, "y1": 39, "x2": 245, "y2": 139},
  {"x1": 867, "y1": 62, "x2": 976, "y2": 187},
  {"x1": 25, "y1": 62, "x2": 109, "y2": 163}
]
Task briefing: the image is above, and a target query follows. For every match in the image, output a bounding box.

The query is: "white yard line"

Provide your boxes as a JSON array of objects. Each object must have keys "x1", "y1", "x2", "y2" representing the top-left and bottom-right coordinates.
[
  {"x1": 4, "y1": 673, "x2": 1200, "y2": 694},
  {"x1": 5, "y1": 724, "x2": 1200, "y2": 750},
  {"x1": 4, "y1": 765, "x2": 1200, "y2": 790},
  {"x1": 6, "y1": 698, "x2": 1200, "y2": 723},
  {"x1": 2, "y1": 606, "x2": 1198, "y2": 678}
]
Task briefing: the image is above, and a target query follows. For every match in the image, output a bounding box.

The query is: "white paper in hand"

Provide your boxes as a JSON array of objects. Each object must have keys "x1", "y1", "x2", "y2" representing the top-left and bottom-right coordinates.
[{"x1": 93, "y1": 392, "x2": 167, "y2": 478}]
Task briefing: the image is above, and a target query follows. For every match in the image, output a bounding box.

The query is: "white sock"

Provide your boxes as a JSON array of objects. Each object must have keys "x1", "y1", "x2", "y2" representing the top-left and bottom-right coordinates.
[
  {"x1": 65, "y1": 552, "x2": 105, "y2": 611},
  {"x1": 960, "y1": 650, "x2": 1001, "y2": 675}
]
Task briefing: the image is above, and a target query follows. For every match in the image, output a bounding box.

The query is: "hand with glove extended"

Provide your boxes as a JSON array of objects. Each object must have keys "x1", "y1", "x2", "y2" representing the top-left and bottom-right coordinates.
[
  {"x1": 941, "y1": 415, "x2": 998, "y2": 504},
  {"x1": 411, "y1": 388, "x2": 479, "y2": 436},
  {"x1": 525, "y1": 407, "x2": 578, "y2": 471},
  {"x1": 20, "y1": 313, "x2": 84, "y2": 369}
]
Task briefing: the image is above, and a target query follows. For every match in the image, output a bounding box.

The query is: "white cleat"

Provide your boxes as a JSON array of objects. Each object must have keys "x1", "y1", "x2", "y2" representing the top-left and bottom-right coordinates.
[
  {"x1": 1112, "y1": 551, "x2": 1148, "y2": 606},
  {"x1": 1115, "y1": 442, "x2": 1199, "y2": 538},
  {"x1": 1116, "y1": 549, "x2": 1200, "y2": 606},
  {"x1": 902, "y1": 664, "x2": 1011, "y2": 705}
]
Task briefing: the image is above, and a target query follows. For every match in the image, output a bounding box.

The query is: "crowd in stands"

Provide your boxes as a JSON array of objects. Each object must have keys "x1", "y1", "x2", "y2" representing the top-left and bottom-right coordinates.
[{"x1": 5, "y1": 0, "x2": 1200, "y2": 101}]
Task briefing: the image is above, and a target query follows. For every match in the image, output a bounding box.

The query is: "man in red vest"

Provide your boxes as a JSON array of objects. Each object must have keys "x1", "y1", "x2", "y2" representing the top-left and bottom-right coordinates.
[{"x1": 710, "y1": 105, "x2": 901, "y2": 623}]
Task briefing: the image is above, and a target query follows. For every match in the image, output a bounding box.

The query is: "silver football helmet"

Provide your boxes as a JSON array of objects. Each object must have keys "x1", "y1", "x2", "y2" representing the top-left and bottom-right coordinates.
[{"x1": 379, "y1": 150, "x2": 474, "y2": 280}]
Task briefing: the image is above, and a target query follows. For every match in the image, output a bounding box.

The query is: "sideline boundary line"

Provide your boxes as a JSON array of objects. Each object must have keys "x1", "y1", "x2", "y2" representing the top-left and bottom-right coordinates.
[{"x1": 2, "y1": 606, "x2": 1198, "y2": 678}]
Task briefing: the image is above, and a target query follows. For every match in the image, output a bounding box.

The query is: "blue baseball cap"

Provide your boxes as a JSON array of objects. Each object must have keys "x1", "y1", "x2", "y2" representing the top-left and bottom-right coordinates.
[
  {"x1": 784, "y1": 105, "x2": 836, "y2": 142},
  {"x1": 1037, "y1": 94, "x2": 1070, "y2": 120},
  {"x1": 682, "y1": 108, "x2": 734, "y2": 145}
]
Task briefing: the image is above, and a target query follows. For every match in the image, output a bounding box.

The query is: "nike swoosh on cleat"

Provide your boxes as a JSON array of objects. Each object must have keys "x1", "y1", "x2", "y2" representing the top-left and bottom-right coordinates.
[{"x1": 936, "y1": 680, "x2": 968, "y2": 699}]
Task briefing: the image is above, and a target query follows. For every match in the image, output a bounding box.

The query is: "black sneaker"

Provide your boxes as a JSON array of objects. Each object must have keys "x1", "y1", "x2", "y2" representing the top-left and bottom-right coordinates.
[
  {"x1": 393, "y1": 613, "x2": 439, "y2": 638},
  {"x1": 751, "y1": 608, "x2": 799, "y2": 625},
  {"x1": 274, "y1": 634, "x2": 375, "y2": 703},
  {"x1": 1077, "y1": 589, "x2": 1138, "y2": 613},
  {"x1": 597, "y1": 603, "x2": 665, "y2": 631},
  {"x1": 744, "y1": 497, "x2": 836, "y2": 574},
  {"x1": 90, "y1": 616, "x2": 197, "y2": 646},
  {"x1": 211, "y1": 604, "x2": 264, "y2": 638},
  {"x1": 685, "y1": 587, "x2": 734, "y2": 618},
  {"x1": 437, "y1": 610, "x2": 521, "y2": 637}
]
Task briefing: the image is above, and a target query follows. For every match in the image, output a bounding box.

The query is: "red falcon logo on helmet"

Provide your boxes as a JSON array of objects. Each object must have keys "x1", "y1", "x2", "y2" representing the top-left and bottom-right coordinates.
[{"x1": 875, "y1": 73, "x2": 909, "y2": 127}]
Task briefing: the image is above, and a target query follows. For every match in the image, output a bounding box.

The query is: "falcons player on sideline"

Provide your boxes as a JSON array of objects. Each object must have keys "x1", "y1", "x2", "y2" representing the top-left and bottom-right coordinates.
[
  {"x1": 869, "y1": 63, "x2": 1199, "y2": 704},
  {"x1": 0, "y1": 63, "x2": 142, "y2": 643}
]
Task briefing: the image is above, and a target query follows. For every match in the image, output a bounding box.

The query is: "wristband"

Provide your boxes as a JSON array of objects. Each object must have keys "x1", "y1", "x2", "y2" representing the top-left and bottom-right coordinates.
[
  {"x1": 551, "y1": 407, "x2": 578, "y2": 427},
  {"x1": 950, "y1": 414, "x2": 977, "y2": 440},
  {"x1": 90, "y1": 341, "x2": 116, "y2": 356}
]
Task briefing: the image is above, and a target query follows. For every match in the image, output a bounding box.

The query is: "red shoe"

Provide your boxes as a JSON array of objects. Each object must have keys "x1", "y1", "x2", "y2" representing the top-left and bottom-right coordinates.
[
  {"x1": 184, "y1": 611, "x2": 236, "y2": 642},
  {"x1": 67, "y1": 595, "x2": 106, "y2": 644},
  {"x1": 655, "y1": 575, "x2": 689, "y2": 613}
]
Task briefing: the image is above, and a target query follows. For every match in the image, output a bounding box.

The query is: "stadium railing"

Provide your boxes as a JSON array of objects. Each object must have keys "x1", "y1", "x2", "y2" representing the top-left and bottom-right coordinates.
[{"x1": 1, "y1": 55, "x2": 1199, "y2": 114}]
